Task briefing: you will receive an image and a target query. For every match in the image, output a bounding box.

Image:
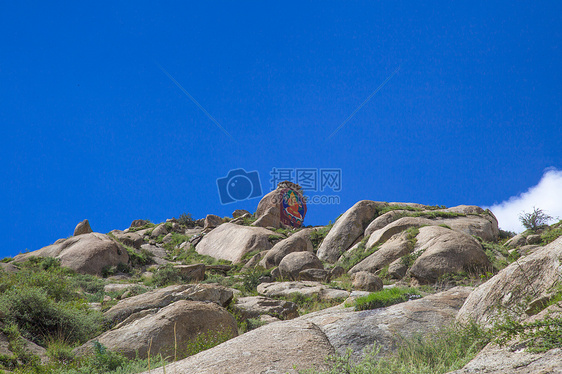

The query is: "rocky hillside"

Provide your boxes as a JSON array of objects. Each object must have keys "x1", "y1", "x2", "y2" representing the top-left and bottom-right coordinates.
[{"x1": 1, "y1": 193, "x2": 562, "y2": 373}]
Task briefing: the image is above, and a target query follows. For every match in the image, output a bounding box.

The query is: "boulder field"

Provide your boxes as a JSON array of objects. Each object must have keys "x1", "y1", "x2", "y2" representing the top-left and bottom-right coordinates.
[{"x1": 3, "y1": 198, "x2": 562, "y2": 373}]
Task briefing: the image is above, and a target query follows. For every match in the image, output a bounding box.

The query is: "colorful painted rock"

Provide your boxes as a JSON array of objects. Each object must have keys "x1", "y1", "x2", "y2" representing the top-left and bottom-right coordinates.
[{"x1": 279, "y1": 188, "x2": 307, "y2": 228}]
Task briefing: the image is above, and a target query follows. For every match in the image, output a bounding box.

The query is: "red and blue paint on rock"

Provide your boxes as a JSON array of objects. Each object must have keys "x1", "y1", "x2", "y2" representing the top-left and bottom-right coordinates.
[{"x1": 279, "y1": 188, "x2": 307, "y2": 228}]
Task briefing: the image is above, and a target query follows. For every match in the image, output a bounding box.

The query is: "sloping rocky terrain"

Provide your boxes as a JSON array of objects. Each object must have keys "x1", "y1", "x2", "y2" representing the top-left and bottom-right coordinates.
[{"x1": 1, "y1": 190, "x2": 562, "y2": 373}]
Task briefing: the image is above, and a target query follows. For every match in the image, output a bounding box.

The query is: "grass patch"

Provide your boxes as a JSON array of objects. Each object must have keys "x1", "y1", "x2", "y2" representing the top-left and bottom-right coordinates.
[
  {"x1": 338, "y1": 237, "x2": 378, "y2": 271},
  {"x1": 127, "y1": 222, "x2": 156, "y2": 233},
  {"x1": 290, "y1": 292, "x2": 345, "y2": 315},
  {"x1": 173, "y1": 244, "x2": 231, "y2": 267},
  {"x1": 310, "y1": 223, "x2": 333, "y2": 251},
  {"x1": 541, "y1": 222, "x2": 562, "y2": 245},
  {"x1": 351, "y1": 287, "x2": 422, "y2": 310}
]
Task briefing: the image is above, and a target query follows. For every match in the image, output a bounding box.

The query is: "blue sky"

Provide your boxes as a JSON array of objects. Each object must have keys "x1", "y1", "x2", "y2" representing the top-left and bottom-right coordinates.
[{"x1": 1, "y1": 2, "x2": 561, "y2": 257}]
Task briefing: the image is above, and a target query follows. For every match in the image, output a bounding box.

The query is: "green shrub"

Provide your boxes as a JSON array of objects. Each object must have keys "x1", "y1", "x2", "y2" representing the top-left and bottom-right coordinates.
[
  {"x1": 126, "y1": 247, "x2": 154, "y2": 267},
  {"x1": 541, "y1": 223, "x2": 562, "y2": 245},
  {"x1": 494, "y1": 315, "x2": 562, "y2": 353},
  {"x1": 150, "y1": 264, "x2": 183, "y2": 287},
  {"x1": 178, "y1": 213, "x2": 196, "y2": 228},
  {"x1": 519, "y1": 207, "x2": 553, "y2": 231},
  {"x1": 310, "y1": 223, "x2": 333, "y2": 251},
  {"x1": 69, "y1": 274, "x2": 105, "y2": 295},
  {"x1": 352, "y1": 287, "x2": 421, "y2": 311},
  {"x1": 241, "y1": 268, "x2": 270, "y2": 293},
  {"x1": 184, "y1": 329, "x2": 233, "y2": 357},
  {"x1": 0, "y1": 286, "x2": 103, "y2": 346},
  {"x1": 338, "y1": 237, "x2": 377, "y2": 271},
  {"x1": 290, "y1": 292, "x2": 344, "y2": 315}
]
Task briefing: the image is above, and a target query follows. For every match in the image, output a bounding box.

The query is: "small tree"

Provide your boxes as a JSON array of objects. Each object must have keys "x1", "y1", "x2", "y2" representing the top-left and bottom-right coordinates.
[{"x1": 519, "y1": 207, "x2": 553, "y2": 230}]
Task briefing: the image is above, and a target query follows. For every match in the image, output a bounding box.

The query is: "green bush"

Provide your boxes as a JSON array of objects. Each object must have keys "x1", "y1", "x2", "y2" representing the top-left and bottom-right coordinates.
[
  {"x1": 352, "y1": 287, "x2": 422, "y2": 311},
  {"x1": 310, "y1": 223, "x2": 333, "y2": 251},
  {"x1": 519, "y1": 207, "x2": 553, "y2": 231},
  {"x1": 493, "y1": 315, "x2": 562, "y2": 353},
  {"x1": 338, "y1": 237, "x2": 378, "y2": 271},
  {"x1": 178, "y1": 213, "x2": 196, "y2": 228},
  {"x1": 0, "y1": 286, "x2": 103, "y2": 346}
]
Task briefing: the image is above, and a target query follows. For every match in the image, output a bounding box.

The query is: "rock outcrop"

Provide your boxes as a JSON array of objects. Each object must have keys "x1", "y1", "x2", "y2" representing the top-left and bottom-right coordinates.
[
  {"x1": 457, "y1": 236, "x2": 562, "y2": 325},
  {"x1": 73, "y1": 219, "x2": 93, "y2": 236},
  {"x1": 139, "y1": 320, "x2": 335, "y2": 374},
  {"x1": 259, "y1": 228, "x2": 314, "y2": 269},
  {"x1": 278, "y1": 251, "x2": 324, "y2": 280},
  {"x1": 317, "y1": 200, "x2": 381, "y2": 262},
  {"x1": 409, "y1": 226, "x2": 491, "y2": 284},
  {"x1": 195, "y1": 223, "x2": 274, "y2": 263},
  {"x1": 13, "y1": 233, "x2": 129, "y2": 276},
  {"x1": 77, "y1": 300, "x2": 237, "y2": 360},
  {"x1": 105, "y1": 284, "x2": 233, "y2": 324}
]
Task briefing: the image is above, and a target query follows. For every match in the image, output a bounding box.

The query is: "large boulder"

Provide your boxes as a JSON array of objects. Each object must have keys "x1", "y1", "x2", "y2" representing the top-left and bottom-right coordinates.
[
  {"x1": 300, "y1": 286, "x2": 472, "y2": 361},
  {"x1": 203, "y1": 214, "x2": 223, "y2": 231},
  {"x1": 364, "y1": 210, "x2": 408, "y2": 237},
  {"x1": 457, "y1": 236, "x2": 562, "y2": 326},
  {"x1": 317, "y1": 200, "x2": 381, "y2": 263},
  {"x1": 505, "y1": 233, "x2": 527, "y2": 248},
  {"x1": 112, "y1": 231, "x2": 144, "y2": 249},
  {"x1": 139, "y1": 320, "x2": 335, "y2": 374},
  {"x1": 366, "y1": 217, "x2": 434, "y2": 249},
  {"x1": 259, "y1": 228, "x2": 314, "y2": 269},
  {"x1": 13, "y1": 233, "x2": 129, "y2": 276},
  {"x1": 278, "y1": 251, "x2": 324, "y2": 280},
  {"x1": 349, "y1": 230, "x2": 413, "y2": 274},
  {"x1": 252, "y1": 206, "x2": 280, "y2": 228},
  {"x1": 351, "y1": 271, "x2": 383, "y2": 292},
  {"x1": 76, "y1": 300, "x2": 237, "y2": 360},
  {"x1": 104, "y1": 284, "x2": 233, "y2": 324},
  {"x1": 195, "y1": 223, "x2": 275, "y2": 263},
  {"x1": 438, "y1": 214, "x2": 499, "y2": 242},
  {"x1": 150, "y1": 223, "x2": 169, "y2": 238},
  {"x1": 255, "y1": 181, "x2": 307, "y2": 229},
  {"x1": 409, "y1": 226, "x2": 490, "y2": 284},
  {"x1": 74, "y1": 219, "x2": 93, "y2": 236}
]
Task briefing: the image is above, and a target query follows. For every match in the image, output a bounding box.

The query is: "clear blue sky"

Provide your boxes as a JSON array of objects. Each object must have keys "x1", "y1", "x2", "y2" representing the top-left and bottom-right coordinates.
[{"x1": 1, "y1": 2, "x2": 560, "y2": 257}]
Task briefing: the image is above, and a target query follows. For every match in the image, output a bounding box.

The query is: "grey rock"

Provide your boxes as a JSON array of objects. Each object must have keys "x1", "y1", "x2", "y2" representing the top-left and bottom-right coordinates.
[
  {"x1": 204, "y1": 214, "x2": 223, "y2": 230},
  {"x1": 74, "y1": 219, "x2": 93, "y2": 236},
  {"x1": 300, "y1": 286, "x2": 472, "y2": 362},
  {"x1": 410, "y1": 226, "x2": 490, "y2": 284},
  {"x1": 233, "y1": 296, "x2": 299, "y2": 320},
  {"x1": 505, "y1": 234, "x2": 527, "y2": 248},
  {"x1": 457, "y1": 237, "x2": 562, "y2": 326},
  {"x1": 317, "y1": 200, "x2": 381, "y2": 263},
  {"x1": 259, "y1": 228, "x2": 314, "y2": 269},
  {"x1": 196, "y1": 223, "x2": 275, "y2": 263},
  {"x1": 351, "y1": 271, "x2": 383, "y2": 292},
  {"x1": 349, "y1": 230, "x2": 413, "y2": 274},
  {"x1": 138, "y1": 320, "x2": 335, "y2": 374},
  {"x1": 257, "y1": 281, "x2": 350, "y2": 300},
  {"x1": 104, "y1": 284, "x2": 233, "y2": 324},
  {"x1": 13, "y1": 233, "x2": 129, "y2": 276},
  {"x1": 77, "y1": 300, "x2": 237, "y2": 360},
  {"x1": 278, "y1": 251, "x2": 324, "y2": 280},
  {"x1": 299, "y1": 268, "x2": 330, "y2": 282}
]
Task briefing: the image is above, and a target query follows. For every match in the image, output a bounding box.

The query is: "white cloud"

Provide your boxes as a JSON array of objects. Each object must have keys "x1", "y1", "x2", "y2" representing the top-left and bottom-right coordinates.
[{"x1": 485, "y1": 168, "x2": 562, "y2": 233}]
